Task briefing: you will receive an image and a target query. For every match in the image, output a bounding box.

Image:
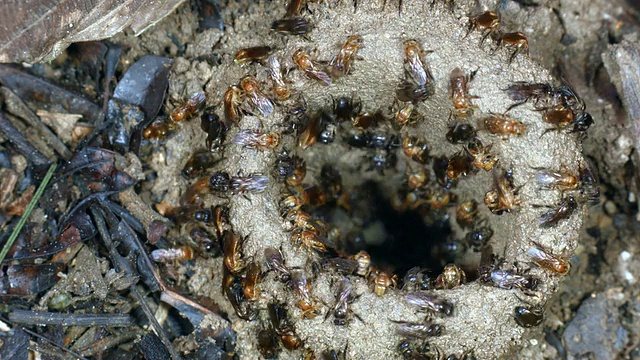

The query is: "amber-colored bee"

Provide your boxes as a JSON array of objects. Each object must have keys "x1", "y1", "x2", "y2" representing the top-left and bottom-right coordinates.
[
  {"x1": 267, "y1": 55, "x2": 291, "y2": 102},
  {"x1": 234, "y1": 46, "x2": 272, "y2": 66},
  {"x1": 242, "y1": 261, "x2": 262, "y2": 300},
  {"x1": 500, "y1": 32, "x2": 529, "y2": 62},
  {"x1": 272, "y1": 17, "x2": 311, "y2": 36},
  {"x1": 480, "y1": 113, "x2": 525, "y2": 138},
  {"x1": 449, "y1": 67, "x2": 478, "y2": 118},
  {"x1": 290, "y1": 271, "x2": 320, "y2": 318},
  {"x1": 352, "y1": 110, "x2": 384, "y2": 130},
  {"x1": 397, "y1": 40, "x2": 435, "y2": 102},
  {"x1": 287, "y1": 210, "x2": 327, "y2": 234},
  {"x1": 369, "y1": 269, "x2": 398, "y2": 296},
  {"x1": 351, "y1": 250, "x2": 371, "y2": 277},
  {"x1": 330, "y1": 35, "x2": 364, "y2": 77},
  {"x1": 466, "y1": 137, "x2": 498, "y2": 171},
  {"x1": 285, "y1": 0, "x2": 304, "y2": 17},
  {"x1": 406, "y1": 167, "x2": 429, "y2": 190},
  {"x1": 287, "y1": 156, "x2": 307, "y2": 187},
  {"x1": 466, "y1": 11, "x2": 501, "y2": 45},
  {"x1": 182, "y1": 150, "x2": 220, "y2": 178},
  {"x1": 425, "y1": 188, "x2": 454, "y2": 210},
  {"x1": 223, "y1": 85, "x2": 243, "y2": 124},
  {"x1": 143, "y1": 92, "x2": 206, "y2": 140},
  {"x1": 297, "y1": 113, "x2": 323, "y2": 149},
  {"x1": 527, "y1": 245, "x2": 570, "y2": 275},
  {"x1": 535, "y1": 167, "x2": 579, "y2": 192},
  {"x1": 456, "y1": 200, "x2": 478, "y2": 228},
  {"x1": 268, "y1": 303, "x2": 302, "y2": 350},
  {"x1": 446, "y1": 151, "x2": 472, "y2": 180},
  {"x1": 223, "y1": 230, "x2": 246, "y2": 274},
  {"x1": 539, "y1": 196, "x2": 578, "y2": 228},
  {"x1": 232, "y1": 129, "x2": 281, "y2": 150},
  {"x1": 402, "y1": 135, "x2": 429, "y2": 164},
  {"x1": 484, "y1": 168, "x2": 521, "y2": 214},
  {"x1": 212, "y1": 204, "x2": 229, "y2": 239},
  {"x1": 292, "y1": 230, "x2": 331, "y2": 253},
  {"x1": 281, "y1": 185, "x2": 308, "y2": 211},
  {"x1": 394, "y1": 103, "x2": 416, "y2": 127},
  {"x1": 293, "y1": 48, "x2": 332, "y2": 86},
  {"x1": 182, "y1": 176, "x2": 211, "y2": 205},
  {"x1": 223, "y1": 271, "x2": 258, "y2": 320},
  {"x1": 240, "y1": 76, "x2": 274, "y2": 116},
  {"x1": 435, "y1": 264, "x2": 466, "y2": 289},
  {"x1": 151, "y1": 245, "x2": 195, "y2": 263}
]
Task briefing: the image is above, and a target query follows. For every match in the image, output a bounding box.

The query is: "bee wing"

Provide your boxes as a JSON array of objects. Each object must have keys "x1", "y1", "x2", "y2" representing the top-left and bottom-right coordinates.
[
  {"x1": 309, "y1": 69, "x2": 333, "y2": 86},
  {"x1": 535, "y1": 170, "x2": 560, "y2": 188},
  {"x1": 252, "y1": 93, "x2": 275, "y2": 116}
]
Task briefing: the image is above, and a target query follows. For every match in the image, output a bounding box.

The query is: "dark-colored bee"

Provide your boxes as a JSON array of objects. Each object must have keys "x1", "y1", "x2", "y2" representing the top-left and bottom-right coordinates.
[
  {"x1": 401, "y1": 267, "x2": 432, "y2": 291},
  {"x1": 190, "y1": 227, "x2": 219, "y2": 255},
  {"x1": 579, "y1": 162, "x2": 600, "y2": 205},
  {"x1": 182, "y1": 150, "x2": 220, "y2": 178},
  {"x1": 209, "y1": 172, "x2": 270, "y2": 194},
  {"x1": 200, "y1": 110, "x2": 228, "y2": 150},
  {"x1": 434, "y1": 264, "x2": 466, "y2": 289},
  {"x1": 369, "y1": 149, "x2": 397, "y2": 173},
  {"x1": 320, "y1": 257, "x2": 359, "y2": 275},
  {"x1": 446, "y1": 122, "x2": 475, "y2": 144},
  {"x1": 272, "y1": 17, "x2": 311, "y2": 36},
  {"x1": 465, "y1": 226, "x2": 493, "y2": 250},
  {"x1": 234, "y1": 46, "x2": 272, "y2": 66},
  {"x1": 333, "y1": 95, "x2": 362, "y2": 122},
  {"x1": 223, "y1": 230, "x2": 246, "y2": 274},
  {"x1": 478, "y1": 266, "x2": 538, "y2": 291},
  {"x1": 348, "y1": 131, "x2": 401, "y2": 150},
  {"x1": 449, "y1": 67, "x2": 478, "y2": 118},
  {"x1": 538, "y1": 196, "x2": 578, "y2": 227},
  {"x1": 264, "y1": 247, "x2": 291, "y2": 282},
  {"x1": 257, "y1": 327, "x2": 280, "y2": 359},
  {"x1": 397, "y1": 40, "x2": 436, "y2": 103},
  {"x1": 330, "y1": 35, "x2": 365, "y2": 77},
  {"x1": 514, "y1": 306, "x2": 543, "y2": 328},
  {"x1": 504, "y1": 82, "x2": 554, "y2": 110},
  {"x1": 499, "y1": 32, "x2": 529, "y2": 62},
  {"x1": 393, "y1": 321, "x2": 443, "y2": 339},
  {"x1": 268, "y1": 303, "x2": 302, "y2": 350},
  {"x1": 527, "y1": 245, "x2": 570, "y2": 275},
  {"x1": 404, "y1": 292, "x2": 454, "y2": 316},
  {"x1": 293, "y1": 48, "x2": 332, "y2": 85},
  {"x1": 223, "y1": 271, "x2": 258, "y2": 320},
  {"x1": 433, "y1": 155, "x2": 455, "y2": 189},
  {"x1": 466, "y1": 10, "x2": 501, "y2": 45},
  {"x1": 326, "y1": 278, "x2": 360, "y2": 326}
]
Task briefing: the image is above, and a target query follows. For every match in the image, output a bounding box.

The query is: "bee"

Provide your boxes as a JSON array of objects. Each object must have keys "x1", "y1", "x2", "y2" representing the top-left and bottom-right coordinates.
[
  {"x1": 579, "y1": 162, "x2": 600, "y2": 205},
  {"x1": 209, "y1": 171, "x2": 232, "y2": 193},
  {"x1": 320, "y1": 257, "x2": 358, "y2": 275},
  {"x1": 293, "y1": 48, "x2": 332, "y2": 85},
  {"x1": 223, "y1": 85, "x2": 243, "y2": 124},
  {"x1": 369, "y1": 269, "x2": 398, "y2": 296},
  {"x1": 151, "y1": 245, "x2": 195, "y2": 263},
  {"x1": 268, "y1": 303, "x2": 302, "y2": 350},
  {"x1": 499, "y1": 32, "x2": 529, "y2": 62},
  {"x1": 231, "y1": 173, "x2": 270, "y2": 194},
  {"x1": 240, "y1": 76, "x2": 274, "y2": 116},
  {"x1": 190, "y1": 227, "x2": 220, "y2": 256},
  {"x1": 234, "y1": 46, "x2": 272, "y2": 66},
  {"x1": 267, "y1": 55, "x2": 291, "y2": 102},
  {"x1": 466, "y1": 11, "x2": 501, "y2": 46},
  {"x1": 232, "y1": 129, "x2": 281, "y2": 150},
  {"x1": 433, "y1": 155, "x2": 455, "y2": 189},
  {"x1": 286, "y1": 210, "x2": 327, "y2": 234},
  {"x1": 446, "y1": 151, "x2": 472, "y2": 180},
  {"x1": 272, "y1": 17, "x2": 311, "y2": 36},
  {"x1": 401, "y1": 267, "x2": 431, "y2": 291},
  {"x1": 200, "y1": 110, "x2": 228, "y2": 150},
  {"x1": 394, "y1": 321, "x2": 443, "y2": 339},
  {"x1": 223, "y1": 230, "x2": 246, "y2": 274},
  {"x1": 478, "y1": 266, "x2": 538, "y2": 291},
  {"x1": 406, "y1": 167, "x2": 429, "y2": 190},
  {"x1": 514, "y1": 306, "x2": 543, "y2": 328},
  {"x1": 465, "y1": 226, "x2": 493, "y2": 250},
  {"x1": 290, "y1": 271, "x2": 320, "y2": 318},
  {"x1": 351, "y1": 250, "x2": 371, "y2": 277},
  {"x1": 466, "y1": 137, "x2": 498, "y2": 171},
  {"x1": 504, "y1": 82, "x2": 554, "y2": 111},
  {"x1": 484, "y1": 168, "x2": 521, "y2": 214},
  {"x1": 456, "y1": 200, "x2": 478, "y2": 228},
  {"x1": 402, "y1": 135, "x2": 429, "y2": 164},
  {"x1": 143, "y1": 92, "x2": 206, "y2": 139},
  {"x1": 287, "y1": 155, "x2": 307, "y2": 187},
  {"x1": 480, "y1": 113, "x2": 525, "y2": 138},
  {"x1": 257, "y1": 327, "x2": 280, "y2": 359},
  {"x1": 352, "y1": 110, "x2": 384, "y2": 130},
  {"x1": 404, "y1": 292, "x2": 454, "y2": 316},
  {"x1": 535, "y1": 167, "x2": 579, "y2": 191},
  {"x1": 330, "y1": 35, "x2": 365, "y2": 77},
  {"x1": 326, "y1": 278, "x2": 360, "y2": 326},
  {"x1": 449, "y1": 67, "x2": 478, "y2": 118},
  {"x1": 223, "y1": 271, "x2": 258, "y2": 320},
  {"x1": 281, "y1": 185, "x2": 308, "y2": 211},
  {"x1": 305, "y1": 185, "x2": 328, "y2": 206},
  {"x1": 264, "y1": 247, "x2": 291, "y2": 282},
  {"x1": 394, "y1": 103, "x2": 416, "y2": 127},
  {"x1": 538, "y1": 196, "x2": 578, "y2": 227},
  {"x1": 183, "y1": 176, "x2": 212, "y2": 205},
  {"x1": 298, "y1": 111, "x2": 325, "y2": 149},
  {"x1": 397, "y1": 40, "x2": 436, "y2": 102},
  {"x1": 285, "y1": 0, "x2": 304, "y2": 17},
  {"x1": 333, "y1": 95, "x2": 362, "y2": 123},
  {"x1": 242, "y1": 261, "x2": 262, "y2": 300},
  {"x1": 527, "y1": 245, "x2": 570, "y2": 275},
  {"x1": 211, "y1": 204, "x2": 229, "y2": 239},
  {"x1": 349, "y1": 131, "x2": 401, "y2": 150},
  {"x1": 292, "y1": 230, "x2": 332, "y2": 253},
  {"x1": 434, "y1": 264, "x2": 466, "y2": 289},
  {"x1": 182, "y1": 150, "x2": 219, "y2": 178}
]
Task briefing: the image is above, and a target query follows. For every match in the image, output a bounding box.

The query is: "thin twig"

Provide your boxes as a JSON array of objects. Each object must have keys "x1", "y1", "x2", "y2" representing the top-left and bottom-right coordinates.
[
  {"x1": 21, "y1": 327, "x2": 90, "y2": 360},
  {"x1": 9, "y1": 310, "x2": 133, "y2": 327},
  {"x1": 0, "y1": 162, "x2": 56, "y2": 264}
]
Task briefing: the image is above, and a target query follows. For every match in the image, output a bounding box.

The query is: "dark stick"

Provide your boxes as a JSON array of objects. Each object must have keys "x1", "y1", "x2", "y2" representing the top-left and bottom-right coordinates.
[
  {"x1": 0, "y1": 111, "x2": 50, "y2": 167},
  {"x1": 9, "y1": 310, "x2": 132, "y2": 327},
  {"x1": 21, "y1": 327, "x2": 90, "y2": 360}
]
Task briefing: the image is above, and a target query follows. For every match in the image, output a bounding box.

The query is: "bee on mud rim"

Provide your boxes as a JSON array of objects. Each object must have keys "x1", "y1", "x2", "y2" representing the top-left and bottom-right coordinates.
[
  {"x1": 449, "y1": 67, "x2": 479, "y2": 118},
  {"x1": 143, "y1": 92, "x2": 206, "y2": 140},
  {"x1": 397, "y1": 40, "x2": 436, "y2": 103},
  {"x1": 232, "y1": 129, "x2": 281, "y2": 151},
  {"x1": 234, "y1": 46, "x2": 273, "y2": 66},
  {"x1": 209, "y1": 171, "x2": 270, "y2": 194},
  {"x1": 466, "y1": 10, "x2": 501, "y2": 46}
]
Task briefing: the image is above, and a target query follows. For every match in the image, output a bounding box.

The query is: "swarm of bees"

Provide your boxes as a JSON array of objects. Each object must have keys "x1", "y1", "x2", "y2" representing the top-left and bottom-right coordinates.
[{"x1": 139, "y1": 0, "x2": 598, "y2": 358}]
